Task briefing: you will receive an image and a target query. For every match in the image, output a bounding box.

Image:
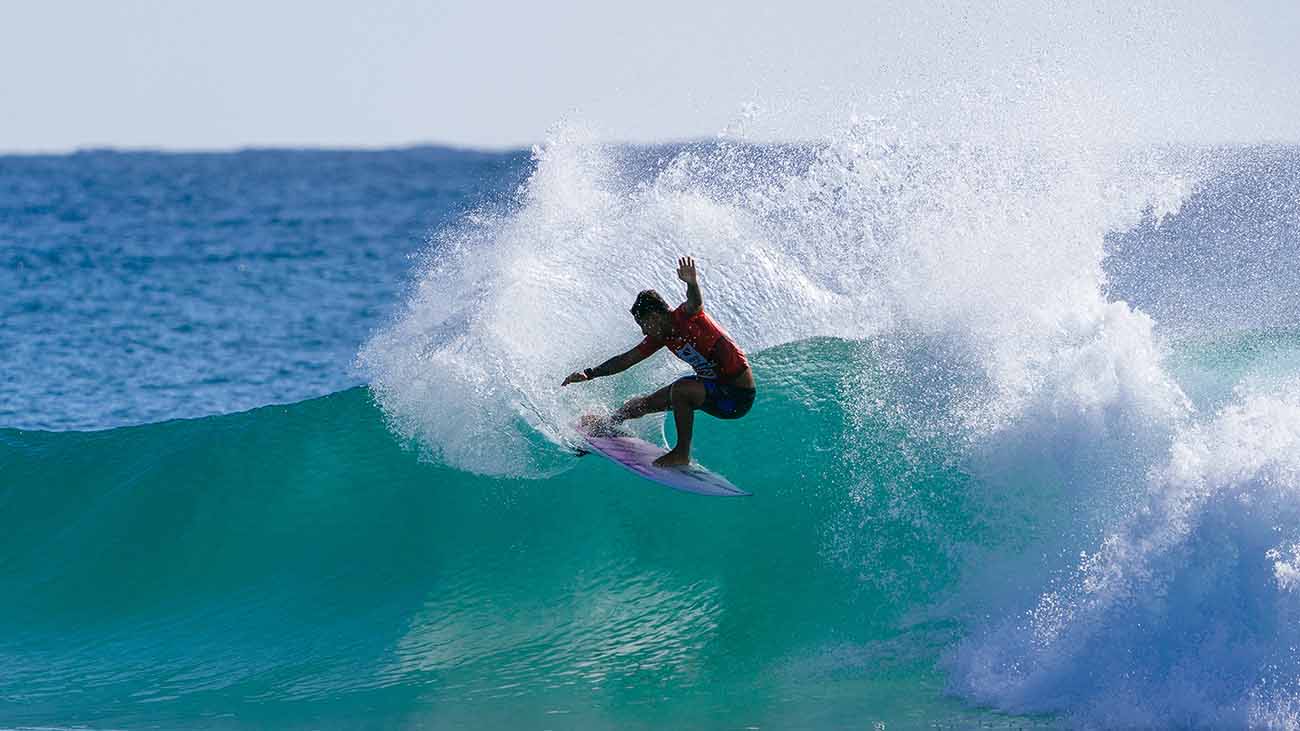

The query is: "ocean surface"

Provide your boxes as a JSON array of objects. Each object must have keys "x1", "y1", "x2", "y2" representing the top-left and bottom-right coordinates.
[{"x1": 5, "y1": 130, "x2": 1300, "y2": 730}]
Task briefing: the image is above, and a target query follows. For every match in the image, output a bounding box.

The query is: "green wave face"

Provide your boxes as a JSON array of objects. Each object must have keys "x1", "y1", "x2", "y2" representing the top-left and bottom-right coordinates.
[{"x1": 1, "y1": 340, "x2": 1011, "y2": 730}]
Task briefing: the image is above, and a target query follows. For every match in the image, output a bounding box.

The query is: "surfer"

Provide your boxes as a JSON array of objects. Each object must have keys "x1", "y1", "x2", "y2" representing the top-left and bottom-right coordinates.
[{"x1": 562, "y1": 256, "x2": 756, "y2": 467}]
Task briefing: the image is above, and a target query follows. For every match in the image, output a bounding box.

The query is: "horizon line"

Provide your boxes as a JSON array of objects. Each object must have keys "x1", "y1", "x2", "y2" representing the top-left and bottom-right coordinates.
[{"x1": 4, "y1": 136, "x2": 1300, "y2": 158}]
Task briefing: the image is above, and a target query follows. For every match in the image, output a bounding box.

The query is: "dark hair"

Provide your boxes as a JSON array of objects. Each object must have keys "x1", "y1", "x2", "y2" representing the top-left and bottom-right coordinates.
[{"x1": 629, "y1": 289, "x2": 670, "y2": 319}]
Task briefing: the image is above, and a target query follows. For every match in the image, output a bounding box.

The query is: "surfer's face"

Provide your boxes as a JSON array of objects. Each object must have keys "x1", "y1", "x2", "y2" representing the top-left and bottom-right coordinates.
[{"x1": 635, "y1": 312, "x2": 671, "y2": 339}]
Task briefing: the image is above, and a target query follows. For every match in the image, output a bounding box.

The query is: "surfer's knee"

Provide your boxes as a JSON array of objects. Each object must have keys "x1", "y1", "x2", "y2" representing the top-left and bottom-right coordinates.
[{"x1": 670, "y1": 379, "x2": 705, "y2": 407}]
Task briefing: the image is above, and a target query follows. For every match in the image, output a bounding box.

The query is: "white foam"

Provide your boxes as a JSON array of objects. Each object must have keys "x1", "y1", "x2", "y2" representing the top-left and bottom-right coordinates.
[
  {"x1": 952, "y1": 381, "x2": 1300, "y2": 726},
  {"x1": 811, "y1": 91, "x2": 1196, "y2": 610}
]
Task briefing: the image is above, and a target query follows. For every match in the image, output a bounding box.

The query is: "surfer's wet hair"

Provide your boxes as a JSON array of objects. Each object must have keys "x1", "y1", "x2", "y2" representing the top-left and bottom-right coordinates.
[{"x1": 630, "y1": 289, "x2": 670, "y2": 319}]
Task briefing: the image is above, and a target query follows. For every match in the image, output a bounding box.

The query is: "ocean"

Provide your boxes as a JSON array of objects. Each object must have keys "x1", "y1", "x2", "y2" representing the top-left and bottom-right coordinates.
[{"x1": 5, "y1": 127, "x2": 1300, "y2": 729}]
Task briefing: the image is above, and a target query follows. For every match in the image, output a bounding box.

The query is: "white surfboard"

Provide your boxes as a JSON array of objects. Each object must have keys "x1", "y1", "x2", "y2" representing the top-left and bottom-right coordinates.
[{"x1": 577, "y1": 422, "x2": 750, "y2": 497}]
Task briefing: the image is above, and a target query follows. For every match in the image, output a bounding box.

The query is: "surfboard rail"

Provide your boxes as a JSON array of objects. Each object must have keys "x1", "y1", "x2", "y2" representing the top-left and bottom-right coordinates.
[{"x1": 576, "y1": 422, "x2": 750, "y2": 497}]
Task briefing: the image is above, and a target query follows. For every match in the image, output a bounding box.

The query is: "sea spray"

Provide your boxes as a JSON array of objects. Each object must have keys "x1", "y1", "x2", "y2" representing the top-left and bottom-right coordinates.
[
  {"x1": 734, "y1": 100, "x2": 1200, "y2": 610},
  {"x1": 358, "y1": 126, "x2": 888, "y2": 477},
  {"x1": 359, "y1": 94, "x2": 1190, "y2": 479}
]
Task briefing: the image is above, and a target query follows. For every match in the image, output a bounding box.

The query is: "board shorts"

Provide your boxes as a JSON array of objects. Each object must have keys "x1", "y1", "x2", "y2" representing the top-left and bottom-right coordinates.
[{"x1": 675, "y1": 376, "x2": 756, "y2": 420}]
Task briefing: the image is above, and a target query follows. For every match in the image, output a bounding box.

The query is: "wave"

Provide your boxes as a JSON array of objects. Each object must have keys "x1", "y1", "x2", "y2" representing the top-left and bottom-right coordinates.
[
  {"x1": 3, "y1": 339, "x2": 990, "y2": 727},
  {"x1": 12, "y1": 332, "x2": 1300, "y2": 727},
  {"x1": 347, "y1": 108, "x2": 1300, "y2": 726}
]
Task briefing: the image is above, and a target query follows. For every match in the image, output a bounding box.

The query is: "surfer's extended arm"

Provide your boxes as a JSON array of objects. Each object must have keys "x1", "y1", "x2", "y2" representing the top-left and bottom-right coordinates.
[
  {"x1": 561, "y1": 346, "x2": 651, "y2": 386},
  {"x1": 678, "y1": 256, "x2": 702, "y2": 316}
]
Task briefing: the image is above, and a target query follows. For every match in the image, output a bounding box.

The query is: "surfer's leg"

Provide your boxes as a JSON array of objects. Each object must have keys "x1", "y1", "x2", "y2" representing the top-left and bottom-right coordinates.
[
  {"x1": 611, "y1": 382, "x2": 673, "y2": 423},
  {"x1": 654, "y1": 378, "x2": 706, "y2": 467}
]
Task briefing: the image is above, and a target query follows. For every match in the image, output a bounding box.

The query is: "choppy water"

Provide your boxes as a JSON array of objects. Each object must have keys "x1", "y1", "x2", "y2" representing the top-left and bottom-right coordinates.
[
  {"x1": 1, "y1": 147, "x2": 527, "y2": 430},
  {"x1": 6, "y1": 125, "x2": 1300, "y2": 729}
]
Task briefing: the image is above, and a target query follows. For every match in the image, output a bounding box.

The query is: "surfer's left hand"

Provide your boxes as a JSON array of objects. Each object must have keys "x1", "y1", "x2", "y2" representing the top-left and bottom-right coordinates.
[
  {"x1": 562, "y1": 371, "x2": 590, "y2": 386},
  {"x1": 676, "y1": 256, "x2": 697, "y2": 284}
]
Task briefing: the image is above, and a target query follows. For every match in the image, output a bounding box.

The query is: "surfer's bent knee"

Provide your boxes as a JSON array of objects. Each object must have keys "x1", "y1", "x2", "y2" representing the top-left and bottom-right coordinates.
[{"x1": 669, "y1": 378, "x2": 703, "y2": 406}]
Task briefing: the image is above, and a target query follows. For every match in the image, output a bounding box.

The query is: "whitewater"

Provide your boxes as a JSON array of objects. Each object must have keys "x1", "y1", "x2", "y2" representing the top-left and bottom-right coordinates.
[{"x1": 6, "y1": 103, "x2": 1300, "y2": 728}]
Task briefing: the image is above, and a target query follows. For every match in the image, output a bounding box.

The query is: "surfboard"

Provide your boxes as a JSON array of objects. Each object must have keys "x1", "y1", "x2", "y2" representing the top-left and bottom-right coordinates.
[{"x1": 576, "y1": 421, "x2": 750, "y2": 497}]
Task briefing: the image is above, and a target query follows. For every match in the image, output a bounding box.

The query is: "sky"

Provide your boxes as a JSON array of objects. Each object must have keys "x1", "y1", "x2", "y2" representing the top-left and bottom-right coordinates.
[{"x1": 3, "y1": 0, "x2": 1299, "y2": 152}]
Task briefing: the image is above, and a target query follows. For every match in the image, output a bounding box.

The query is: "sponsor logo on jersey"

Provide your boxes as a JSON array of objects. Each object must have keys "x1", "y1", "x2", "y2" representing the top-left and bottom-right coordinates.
[{"x1": 674, "y1": 343, "x2": 717, "y2": 379}]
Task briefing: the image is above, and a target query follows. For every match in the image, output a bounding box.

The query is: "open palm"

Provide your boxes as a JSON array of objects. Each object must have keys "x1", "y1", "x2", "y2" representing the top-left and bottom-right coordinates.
[{"x1": 676, "y1": 256, "x2": 697, "y2": 284}]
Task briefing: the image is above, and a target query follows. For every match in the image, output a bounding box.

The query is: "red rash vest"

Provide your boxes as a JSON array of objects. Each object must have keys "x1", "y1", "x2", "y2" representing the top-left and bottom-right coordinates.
[{"x1": 634, "y1": 305, "x2": 749, "y2": 380}]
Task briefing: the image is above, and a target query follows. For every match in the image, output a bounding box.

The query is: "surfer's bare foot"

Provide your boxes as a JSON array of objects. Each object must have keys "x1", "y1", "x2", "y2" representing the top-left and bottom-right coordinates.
[{"x1": 653, "y1": 449, "x2": 690, "y2": 467}]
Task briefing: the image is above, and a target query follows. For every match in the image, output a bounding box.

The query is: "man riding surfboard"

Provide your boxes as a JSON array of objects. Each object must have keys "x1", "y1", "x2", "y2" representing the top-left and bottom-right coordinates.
[{"x1": 562, "y1": 257, "x2": 756, "y2": 467}]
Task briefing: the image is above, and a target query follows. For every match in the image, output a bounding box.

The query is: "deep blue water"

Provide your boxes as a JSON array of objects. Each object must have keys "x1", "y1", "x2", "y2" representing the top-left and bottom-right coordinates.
[{"x1": 1, "y1": 147, "x2": 527, "y2": 430}]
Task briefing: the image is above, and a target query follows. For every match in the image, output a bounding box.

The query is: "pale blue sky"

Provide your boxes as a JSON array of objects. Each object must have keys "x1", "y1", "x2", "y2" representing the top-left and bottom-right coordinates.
[{"x1": 3, "y1": 0, "x2": 1298, "y2": 152}]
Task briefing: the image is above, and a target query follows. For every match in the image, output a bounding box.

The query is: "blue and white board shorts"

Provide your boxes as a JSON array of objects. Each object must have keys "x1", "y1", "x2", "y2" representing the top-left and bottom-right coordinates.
[{"x1": 675, "y1": 376, "x2": 756, "y2": 420}]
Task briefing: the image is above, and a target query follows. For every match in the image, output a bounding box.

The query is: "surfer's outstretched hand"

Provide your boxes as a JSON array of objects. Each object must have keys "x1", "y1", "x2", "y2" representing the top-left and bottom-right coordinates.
[
  {"x1": 562, "y1": 371, "x2": 589, "y2": 386},
  {"x1": 676, "y1": 256, "x2": 697, "y2": 284}
]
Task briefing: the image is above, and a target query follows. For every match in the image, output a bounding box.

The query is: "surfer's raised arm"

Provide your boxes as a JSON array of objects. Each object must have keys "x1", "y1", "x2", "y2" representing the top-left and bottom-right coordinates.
[
  {"x1": 561, "y1": 346, "x2": 651, "y2": 386},
  {"x1": 678, "y1": 256, "x2": 702, "y2": 316}
]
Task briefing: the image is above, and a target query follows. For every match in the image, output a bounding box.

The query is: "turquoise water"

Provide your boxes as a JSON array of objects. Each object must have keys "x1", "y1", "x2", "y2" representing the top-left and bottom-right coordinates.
[{"x1": 3, "y1": 340, "x2": 1041, "y2": 730}]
